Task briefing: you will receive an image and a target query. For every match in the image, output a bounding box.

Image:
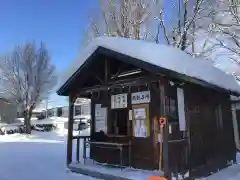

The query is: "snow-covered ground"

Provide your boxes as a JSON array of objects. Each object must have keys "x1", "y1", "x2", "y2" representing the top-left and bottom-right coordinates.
[
  {"x1": 204, "y1": 164, "x2": 240, "y2": 180},
  {"x1": 0, "y1": 128, "x2": 99, "y2": 180},
  {"x1": 0, "y1": 122, "x2": 240, "y2": 180}
]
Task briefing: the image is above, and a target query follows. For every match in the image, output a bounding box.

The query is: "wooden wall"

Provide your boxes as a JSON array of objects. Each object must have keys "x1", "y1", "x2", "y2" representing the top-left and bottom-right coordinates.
[
  {"x1": 89, "y1": 82, "x2": 160, "y2": 170},
  {"x1": 88, "y1": 77, "x2": 236, "y2": 175},
  {"x1": 184, "y1": 83, "x2": 236, "y2": 176}
]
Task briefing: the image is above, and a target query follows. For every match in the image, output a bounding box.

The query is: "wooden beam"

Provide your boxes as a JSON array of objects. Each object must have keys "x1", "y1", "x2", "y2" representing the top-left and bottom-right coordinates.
[
  {"x1": 95, "y1": 76, "x2": 104, "y2": 84},
  {"x1": 232, "y1": 104, "x2": 240, "y2": 150},
  {"x1": 66, "y1": 94, "x2": 75, "y2": 166},
  {"x1": 105, "y1": 58, "x2": 108, "y2": 84},
  {"x1": 160, "y1": 82, "x2": 172, "y2": 180},
  {"x1": 78, "y1": 75, "x2": 162, "y2": 93},
  {"x1": 90, "y1": 98, "x2": 95, "y2": 159},
  {"x1": 111, "y1": 67, "x2": 122, "y2": 80}
]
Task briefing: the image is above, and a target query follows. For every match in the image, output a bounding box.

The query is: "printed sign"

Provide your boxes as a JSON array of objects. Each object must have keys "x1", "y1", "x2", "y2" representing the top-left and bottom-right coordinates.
[
  {"x1": 95, "y1": 104, "x2": 107, "y2": 133},
  {"x1": 159, "y1": 117, "x2": 167, "y2": 129},
  {"x1": 129, "y1": 110, "x2": 132, "y2": 120},
  {"x1": 177, "y1": 88, "x2": 186, "y2": 131},
  {"x1": 159, "y1": 117, "x2": 166, "y2": 125},
  {"x1": 111, "y1": 93, "x2": 128, "y2": 109},
  {"x1": 131, "y1": 91, "x2": 151, "y2": 104}
]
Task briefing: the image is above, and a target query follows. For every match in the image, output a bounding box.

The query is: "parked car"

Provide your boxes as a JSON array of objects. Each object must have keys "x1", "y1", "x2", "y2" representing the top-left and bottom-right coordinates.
[
  {"x1": 86, "y1": 118, "x2": 91, "y2": 124},
  {"x1": 72, "y1": 118, "x2": 89, "y2": 131},
  {"x1": 37, "y1": 114, "x2": 46, "y2": 120},
  {"x1": 77, "y1": 122, "x2": 89, "y2": 130}
]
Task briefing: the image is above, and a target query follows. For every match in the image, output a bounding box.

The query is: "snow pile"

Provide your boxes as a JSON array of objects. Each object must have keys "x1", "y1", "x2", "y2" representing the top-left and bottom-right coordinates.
[
  {"x1": 204, "y1": 164, "x2": 240, "y2": 180},
  {"x1": 1, "y1": 127, "x2": 239, "y2": 180},
  {"x1": 0, "y1": 131, "x2": 64, "y2": 143},
  {"x1": 70, "y1": 163, "x2": 163, "y2": 180},
  {"x1": 58, "y1": 37, "x2": 240, "y2": 95},
  {"x1": 0, "y1": 128, "x2": 97, "y2": 180}
]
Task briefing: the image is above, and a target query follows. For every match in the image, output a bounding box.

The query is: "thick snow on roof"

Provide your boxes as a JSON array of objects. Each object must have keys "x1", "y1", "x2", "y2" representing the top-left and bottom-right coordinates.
[{"x1": 59, "y1": 37, "x2": 240, "y2": 95}]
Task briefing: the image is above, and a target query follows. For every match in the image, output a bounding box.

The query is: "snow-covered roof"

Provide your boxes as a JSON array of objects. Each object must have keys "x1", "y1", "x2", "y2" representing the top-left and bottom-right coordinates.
[
  {"x1": 231, "y1": 95, "x2": 240, "y2": 102},
  {"x1": 58, "y1": 37, "x2": 240, "y2": 95}
]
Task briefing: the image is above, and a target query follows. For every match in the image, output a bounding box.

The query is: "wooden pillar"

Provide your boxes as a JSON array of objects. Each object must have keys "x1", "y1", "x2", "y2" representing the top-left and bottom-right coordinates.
[
  {"x1": 104, "y1": 58, "x2": 108, "y2": 84},
  {"x1": 67, "y1": 95, "x2": 75, "y2": 166},
  {"x1": 90, "y1": 97, "x2": 95, "y2": 138},
  {"x1": 104, "y1": 58, "x2": 110, "y2": 135},
  {"x1": 160, "y1": 82, "x2": 171, "y2": 180},
  {"x1": 232, "y1": 103, "x2": 240, "y2": 150}
]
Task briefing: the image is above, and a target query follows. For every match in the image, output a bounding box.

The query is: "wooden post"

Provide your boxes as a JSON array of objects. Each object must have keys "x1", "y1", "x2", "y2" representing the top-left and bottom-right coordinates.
[
  {"x1": 90, "y1": 97, "x2": 95, "y2": 139},
  {"x1": 90, "y1": 96, "x2": 95, "y2": 160},
  {"x1": 76, "y1": 138, "x2": 80, "y2": 163},
  {"x1": 163, "y1": 120, "x2": 171, "y2": 179},
  {"x1": 104, "y1": 58, "x2": 108, "y2": 84},
  {"x1": 159, "y1": 127, "x2": 163, "y2": 170},
  {"x1": 232, "y1": 103, "x2": 240, "y2": 150},
  {"x1": 67, "y1": 95, "x2": 74, "y2": 166},
  {"x1": 159, "y1": 83, "x2": 171, "y2": 180}
]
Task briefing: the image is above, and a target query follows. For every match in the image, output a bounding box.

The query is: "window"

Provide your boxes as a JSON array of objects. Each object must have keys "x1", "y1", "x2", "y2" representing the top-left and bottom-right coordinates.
[
  {"x1": 57, "y1": 107, "x2": 63, "y2": 117},
  {"x1": 82, "y1": 103, "x2": 91, "y2": 115},
  {"x1": 75, "y1": 105, "x2": 81, "y2": 116},
  {"x1": 169, "y1": 98, "x2": 177, "y2": 119},
  {"x1": 109, "y1": 109, "x2": 128, "y2": 136},
  {"x1": 165, "y1": 97, "x2": 178, "y2": 120},
  {"x1": 47, "y1": 109, "x2": 54, "y2": 117}
]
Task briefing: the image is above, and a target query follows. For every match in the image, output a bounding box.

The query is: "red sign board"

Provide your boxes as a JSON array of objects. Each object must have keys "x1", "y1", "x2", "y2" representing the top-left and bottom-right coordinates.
[{"x1": 159, "y1": 117, "x2": 167, "y2": 128}]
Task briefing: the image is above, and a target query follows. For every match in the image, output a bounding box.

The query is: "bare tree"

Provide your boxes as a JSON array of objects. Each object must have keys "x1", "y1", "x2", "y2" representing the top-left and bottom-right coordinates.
[
  {"x1": 210, "y1": 0, "x2": 240, "y2": 56},
  {"x1": 153, "y1": 0, "x2": 210, "y2": 53},
  {"x1": 197, "y1": 0, "x2": 240, "y2": 77},
  {"x1": 0, "y1": 42, "x2": 57, "y2": 133},
  {"x1": 83, "y1": 0, "x2": 211, "y2": 57},
  {"x1": 82, "y1": 0, "x2": 160, "y2": 46}
]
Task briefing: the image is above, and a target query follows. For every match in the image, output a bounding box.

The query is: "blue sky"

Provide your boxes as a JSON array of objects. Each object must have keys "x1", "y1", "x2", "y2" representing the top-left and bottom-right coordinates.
[
  {"x1": 0, "y1": 0, "x2": 98, "y2": 107},
  {"x1": 0, "y1": 0, "x2": 237, "y2": 108}
]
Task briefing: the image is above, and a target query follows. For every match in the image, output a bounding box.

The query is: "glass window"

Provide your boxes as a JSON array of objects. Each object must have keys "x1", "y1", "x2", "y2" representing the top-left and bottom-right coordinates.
[
  {"x1": 109, "y1": 109, "x2": 128, "y2": 136},
  {"x1": 75, "y1": 105, "x2": 81, "y2": 116}
]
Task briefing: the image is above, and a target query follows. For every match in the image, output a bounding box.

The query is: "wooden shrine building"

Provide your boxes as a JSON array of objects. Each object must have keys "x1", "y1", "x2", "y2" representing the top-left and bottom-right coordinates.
[{"x1": 57, "y1": 37, "x2": 240, "y2": 178}]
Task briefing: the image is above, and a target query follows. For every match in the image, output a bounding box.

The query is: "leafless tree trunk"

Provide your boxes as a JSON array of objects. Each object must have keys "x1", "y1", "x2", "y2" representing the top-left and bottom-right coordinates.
[
  {"x1": 83, "y1": 0, "x2": 215, "y2": 59},
  {"x1": 0, "y1": 43, "x2": 57, "y2": 134},
  {"x1": 200, "y1": 0, "x2": 240, "y2": 77},
  {"x1": 210, "y1": 0, "x2": 240, "y2": 55},
  {"x1": 154, "y1": 0, "x2": 206, "y2": 53},
  {"x1": 82, "y1": 0, "x2": 160, "y2": 45}
]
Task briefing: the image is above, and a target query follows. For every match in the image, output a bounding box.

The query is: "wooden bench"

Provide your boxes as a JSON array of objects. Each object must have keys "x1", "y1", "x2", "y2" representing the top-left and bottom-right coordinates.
[{"x1": 83, "y1": 140, "x2": 131, "y2": 169}]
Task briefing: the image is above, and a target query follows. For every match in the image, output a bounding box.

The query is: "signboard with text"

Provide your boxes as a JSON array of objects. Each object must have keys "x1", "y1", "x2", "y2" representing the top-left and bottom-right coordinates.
[
  {"x1": 111, "y1": 93, "x2": 128, "y2": 109},
  {"x1": 131, "y1": 91, "x2": 151, "y2": 104}
]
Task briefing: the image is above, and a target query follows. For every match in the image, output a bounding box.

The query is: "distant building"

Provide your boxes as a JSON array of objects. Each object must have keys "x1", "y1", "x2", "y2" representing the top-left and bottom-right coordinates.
[
  {"x1": 35, "y1": 98, "x2": 91, "y2": 119},
  {"x1": 0, "y1": 98, "x2": 17, "y2": 124}
]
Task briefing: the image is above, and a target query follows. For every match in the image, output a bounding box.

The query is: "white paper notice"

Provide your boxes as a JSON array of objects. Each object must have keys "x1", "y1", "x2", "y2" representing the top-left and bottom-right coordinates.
[
  {"x1": 169, "y1": 124, "x2": 172, "y2": 134},
  {"x1": 129, "y1": 110, "x2": 132, "y2": 120},
  {"x1": 158, "y1": 133, "x2": 163, "y2": 143},
  {"x1": 111, "y1": 95, "x2": 115, "y2": 109},
  {"x1": 140, "y1": 126, "x2": 146, "y2": 137},
  {"x1": 131, "y1": 91, "x2": 151, "y2": 104},
  {"x1": 111, "y1": 93, "x2": 128, "y2": 109},
  {"x1": 95, "y1": 104, "x2": 107, "y2": 133},
  {"x1": 136, "y1": 120, "x2": 140, "y2": 130},
  {"x1": 134, "y1": 108, "x2": 146, "y2": 119},
  {"x1": 177, "y1": 88, "x2": 186, "y2": 131},
  {"x1": 134, "y1": 125, "x2": 138, "y2": 137}
]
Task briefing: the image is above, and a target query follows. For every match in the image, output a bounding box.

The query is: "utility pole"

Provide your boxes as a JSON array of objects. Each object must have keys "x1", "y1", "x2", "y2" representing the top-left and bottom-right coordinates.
[{"x1": 45, "y1": 97, "x2": 48, "y2": 119}]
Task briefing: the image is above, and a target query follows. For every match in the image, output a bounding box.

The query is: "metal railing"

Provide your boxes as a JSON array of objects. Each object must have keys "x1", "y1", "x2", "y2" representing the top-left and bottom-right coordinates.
[{"x1": 73, "y1": 135, "x2": 90, "y2": 163}]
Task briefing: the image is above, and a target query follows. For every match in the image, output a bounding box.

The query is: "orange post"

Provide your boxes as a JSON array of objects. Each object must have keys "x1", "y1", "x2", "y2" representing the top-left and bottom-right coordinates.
[
  {"x1": 159, "y1": 127, "x2": 163, "y2": 170},
  {"x1": 159, "y1": 117, "x2": 167, "y2": 170},
  {"x1": 149, "y1": 176, "x2": 167, "y2": 180}
]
